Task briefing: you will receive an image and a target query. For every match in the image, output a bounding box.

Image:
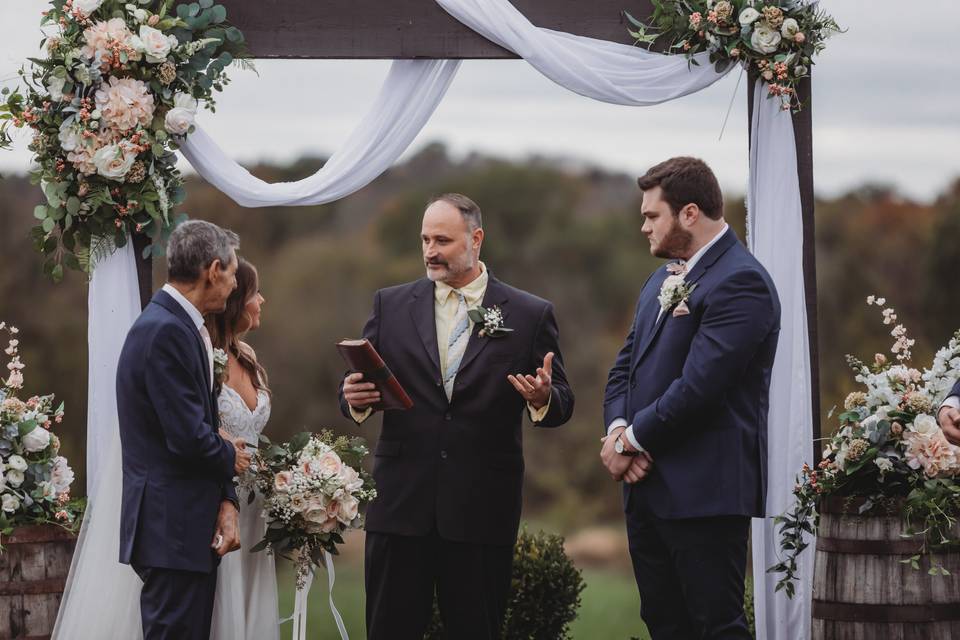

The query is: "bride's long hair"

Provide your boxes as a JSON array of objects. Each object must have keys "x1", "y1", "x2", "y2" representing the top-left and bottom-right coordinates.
[{"x1": 207, "y1": 257, "x2": 271, "y2": 398}]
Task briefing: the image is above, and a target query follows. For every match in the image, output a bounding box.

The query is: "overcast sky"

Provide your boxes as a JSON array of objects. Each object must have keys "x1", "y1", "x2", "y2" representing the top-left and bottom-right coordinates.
[{"x1": 2, "y1": 0, "x2": 957, "y2": 201}]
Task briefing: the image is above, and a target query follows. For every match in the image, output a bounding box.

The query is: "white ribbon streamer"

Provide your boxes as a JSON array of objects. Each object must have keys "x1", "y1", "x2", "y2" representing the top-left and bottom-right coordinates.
[{"x1": 282, "y1": 552, "x2": 348, "y2": 640}]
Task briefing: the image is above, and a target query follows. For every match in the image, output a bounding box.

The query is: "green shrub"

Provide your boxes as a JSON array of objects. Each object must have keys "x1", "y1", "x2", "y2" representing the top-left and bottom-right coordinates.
[{"x1": 425, "y1": 528, "x2": 585, "y2": 639}]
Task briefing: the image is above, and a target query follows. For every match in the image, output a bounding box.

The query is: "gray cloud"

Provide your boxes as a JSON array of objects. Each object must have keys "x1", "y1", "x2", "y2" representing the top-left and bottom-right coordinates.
[{"x1": 2, "y1": 0, "x2": 957, "y2": 201}]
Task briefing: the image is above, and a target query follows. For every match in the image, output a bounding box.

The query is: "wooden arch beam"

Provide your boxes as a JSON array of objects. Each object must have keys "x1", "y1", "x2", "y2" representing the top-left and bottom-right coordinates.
[{"x1": 217, "y1": 0, "x2": 646, "y2": 59}]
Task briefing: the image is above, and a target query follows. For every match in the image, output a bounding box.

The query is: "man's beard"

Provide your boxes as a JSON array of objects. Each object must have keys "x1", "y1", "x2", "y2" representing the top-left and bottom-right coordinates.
[
  {"x1": 425, "y1": 251, "x2": 475, "y2": 283},
  {"x1": 651, "y1": 217, "x2": 693, "y2": 259}
]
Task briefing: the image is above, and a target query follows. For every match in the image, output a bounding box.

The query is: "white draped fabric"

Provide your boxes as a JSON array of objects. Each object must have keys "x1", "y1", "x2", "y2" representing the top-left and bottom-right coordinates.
[
  {"x1": 179, "y1": 59, "x2": 461, "y2": 208},
  {"x1": 85, "y1": 239, "x2": 142, "y2": 497},
  {"x1": 57, "y1": 241, "x2": 144, "y2": 640},
  {"x1": 747, "y1": 80, "x2": 815, "y2": 640},
  {"x1": 78, "y1": 1, "x2": 815, "y2": 637}
]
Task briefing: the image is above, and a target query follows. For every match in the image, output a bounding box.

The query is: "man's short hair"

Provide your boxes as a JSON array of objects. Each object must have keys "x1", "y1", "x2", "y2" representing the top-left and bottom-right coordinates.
[
  {"x1": 637, "y1": 157, "x2": 724, "y2": 220},
  {"x1": 427, "y1": 193, "x2": 483, "y2": 232},
  {"x1": 166, "y1": 220, "x2": 239, "y2": 283}
]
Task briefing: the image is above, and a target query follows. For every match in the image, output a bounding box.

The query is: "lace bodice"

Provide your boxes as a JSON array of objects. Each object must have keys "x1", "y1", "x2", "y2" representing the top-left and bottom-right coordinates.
[{"x1": 218, "y1": 385, "x2": 271, "y2": 445}]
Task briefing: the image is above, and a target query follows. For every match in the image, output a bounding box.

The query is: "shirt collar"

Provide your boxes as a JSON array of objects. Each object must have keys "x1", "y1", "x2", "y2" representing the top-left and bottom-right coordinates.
[
  {"x1": 162, "y1": 283, "x2": 205, "y2": 330},
  {"x1": 434, "y1": 261, "x2": 488, "y2": 306},
  {"x1": 683, "y1": 223, "x2": 729, "y2": 273}
]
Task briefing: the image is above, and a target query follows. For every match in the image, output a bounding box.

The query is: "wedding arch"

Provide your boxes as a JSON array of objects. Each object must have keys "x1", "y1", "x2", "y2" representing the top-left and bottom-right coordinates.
[{"x1": 5, "y1": 1, "x2": 830, "y2": 638}]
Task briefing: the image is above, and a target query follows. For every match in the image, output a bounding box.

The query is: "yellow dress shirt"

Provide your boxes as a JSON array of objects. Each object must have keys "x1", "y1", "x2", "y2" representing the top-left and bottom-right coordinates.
[{"x1": 351, "y1": 262, "x2": 550, "y2": 423}]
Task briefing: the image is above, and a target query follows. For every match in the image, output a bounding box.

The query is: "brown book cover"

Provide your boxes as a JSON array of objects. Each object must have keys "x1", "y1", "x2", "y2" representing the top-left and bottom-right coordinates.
[{"x1": 336, "y1": 339, "x2": 414, "y2": 411}]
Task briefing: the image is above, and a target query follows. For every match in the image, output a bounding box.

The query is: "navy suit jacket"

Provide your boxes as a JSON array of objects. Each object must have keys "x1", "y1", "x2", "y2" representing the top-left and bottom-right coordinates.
[
  {"x1": 117, "y1": 290, "x2": 237, "y2": 573},
  {"x1": 604, "y1": 228, "x2": 781, "y2": 519},
  {"x1": 338, "y1": 275, "x2": 574, "y2": 546}
]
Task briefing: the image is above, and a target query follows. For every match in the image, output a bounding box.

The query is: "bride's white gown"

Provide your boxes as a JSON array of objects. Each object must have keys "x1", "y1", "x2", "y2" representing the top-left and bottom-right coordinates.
[
  {"x1": 52, "y1": 386, "x2": 279, "y2": 639},
  {"x1": 211, "y1": 385, "x2": 279, "y2": 640}
]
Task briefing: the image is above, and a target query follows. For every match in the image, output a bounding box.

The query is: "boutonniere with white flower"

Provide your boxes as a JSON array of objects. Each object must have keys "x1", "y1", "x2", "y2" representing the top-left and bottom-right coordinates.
[
  {"x1": 468, "y1": 306, "x2": 513, "y2": 338},
  {"x1": 213, "y1": 348, "x2": 229, "y2": 384},
  {"x1": 658, "y1": 274, "x2": 698, "y2": 318}
]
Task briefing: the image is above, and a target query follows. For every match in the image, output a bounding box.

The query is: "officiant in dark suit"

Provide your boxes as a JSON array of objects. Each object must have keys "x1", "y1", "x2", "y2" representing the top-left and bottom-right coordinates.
[{"x1": 338, "y1": 193, "x2": 574, "y2": 640}]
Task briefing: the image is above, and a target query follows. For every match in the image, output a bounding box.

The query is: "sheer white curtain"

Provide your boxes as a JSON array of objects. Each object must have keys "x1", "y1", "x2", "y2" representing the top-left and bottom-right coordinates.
[
  {"x1": 79, "y1": 2, "x2": 814, "y2": 636},
  {"x1": 179, "y1": 59, "x2": 461, "y2": 207},
  {"x1": 747, "y1": 80, "x2": 814, "y2": 640}
]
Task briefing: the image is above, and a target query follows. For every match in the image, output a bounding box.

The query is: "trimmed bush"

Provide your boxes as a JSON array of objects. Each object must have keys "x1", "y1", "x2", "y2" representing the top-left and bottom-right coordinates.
[{"x1": 425, "y1": 528, "x2": 585, "y2": 639}]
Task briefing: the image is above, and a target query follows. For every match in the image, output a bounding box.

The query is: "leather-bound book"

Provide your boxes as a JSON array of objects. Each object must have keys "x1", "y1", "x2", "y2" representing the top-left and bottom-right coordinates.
[{"x1": 336, "y1": 339, "x2": 414, "y2": 411}]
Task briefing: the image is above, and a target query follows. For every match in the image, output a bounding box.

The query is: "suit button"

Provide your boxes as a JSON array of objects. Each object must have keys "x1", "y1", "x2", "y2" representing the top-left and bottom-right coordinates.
[
  {"x1": 440, "y1": 450, "x2": 448, "y2": 459},
  {"x1": 444, "y1": 412, "x2": 452, "y2": 421}
]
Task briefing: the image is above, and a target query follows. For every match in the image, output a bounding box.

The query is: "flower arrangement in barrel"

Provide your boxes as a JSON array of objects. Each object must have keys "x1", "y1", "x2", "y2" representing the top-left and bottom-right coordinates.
[
  {"x1": 0, "y1": 0, "x2": 251, "y2": 281},
  {"x1": 770, "y1": 297, "x2": 960, "y2": 596},
  {"x1": 626, "y1": 0, "x2": 840, "y2": 111},
  {"x1": 0, "y1": 322, "x2": 78, "y2": 542},
  {"x1": 246, "y1": 430, "x2": 376, "y2": 586}
]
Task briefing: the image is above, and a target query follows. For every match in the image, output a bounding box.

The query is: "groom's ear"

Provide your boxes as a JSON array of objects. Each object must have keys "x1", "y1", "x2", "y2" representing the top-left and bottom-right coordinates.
[{"x1": 679, "y1": 203, "x2": 701, "y2": 227}]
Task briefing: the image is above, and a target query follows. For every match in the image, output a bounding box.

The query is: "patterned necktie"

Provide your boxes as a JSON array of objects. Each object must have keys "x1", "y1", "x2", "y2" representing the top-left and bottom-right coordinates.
[
  {"x1": 199, "y1": 324, "x2": 214, "y2": 391},
  {"x1": 443, "y1": 291, "x2": 470, "y2": 401}
]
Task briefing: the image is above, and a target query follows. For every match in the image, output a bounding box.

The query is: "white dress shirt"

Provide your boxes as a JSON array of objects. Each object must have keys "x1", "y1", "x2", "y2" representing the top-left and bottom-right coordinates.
[
  {"x1": 162, "y1": 283, "x2": 214, "y2": 390},
  {"x1": 608, "y1": 224, "x2": 729, "y2": 451}
]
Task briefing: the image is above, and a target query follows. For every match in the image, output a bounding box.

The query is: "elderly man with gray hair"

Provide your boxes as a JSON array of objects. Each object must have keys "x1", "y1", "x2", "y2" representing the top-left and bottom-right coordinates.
[{"x1": 117, "y1": 219, "x2": 253, "y2": 640}]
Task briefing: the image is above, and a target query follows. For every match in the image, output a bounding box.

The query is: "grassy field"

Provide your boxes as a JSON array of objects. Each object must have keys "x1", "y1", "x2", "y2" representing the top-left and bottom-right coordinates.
[{"x1": 276, "y1": 560, "x2": 650, "y2": 639}]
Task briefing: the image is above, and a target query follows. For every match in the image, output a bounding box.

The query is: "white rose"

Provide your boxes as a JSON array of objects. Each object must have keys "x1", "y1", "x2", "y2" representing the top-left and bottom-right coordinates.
[
  {"x1": 7, "y1": 469, "x2": 25, "y2": 487},
  {"x1": 780, "y1": 18, "x2": 800, "y2": 40},
  {"x1": 131, "y1": 25, "x2": 177, "y2": 63},
  {"x1": 48, "y1": 75, "x2": 67, "y2": 102},
  {"x1": 911, "y1": 414, "x2": 940, "y2": 436},
  {"x1": 336, "y1": 494, "x2": 360, "y2": 525},
  {"x1": 164, "y1": 107, "x2": 195, "y2": 135},
  {"x1": 58, "y1": 119, "x2": 83, "y2": 152},
  {"x1": 7, "y1": 454, "x2": 28, "y2": 472},
  {"x1": 750, "y1": 22, "x2": 782, "y2": 54},
  {"x1": 2, "y1": 493, "x2": 20, "y2": 513},
  {"x1": 73, "y1": 0, "x2": 104, "y2": 16},
  {"x1": 22, "y1": 426, "x2": 52, "y2": 452},
  {"x1": 738, "y1": 8, "x2": 760, "y2": 26},
  {"x1": 337, "y1": 465, "x2": 364, "y2": 493},
  {"x1": 50, "y1": 456, "x2": 75, "y2": 494},
  {"x1": 316, "y1": 451, "x2": 343, "y2": 478},
  {"x1": 93, "y1": 141, "x2": 137, "y2": 181}
]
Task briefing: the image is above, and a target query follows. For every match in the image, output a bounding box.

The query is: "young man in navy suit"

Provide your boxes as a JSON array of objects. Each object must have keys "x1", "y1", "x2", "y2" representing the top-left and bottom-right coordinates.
[
  {"x1": 117, "y1": 220, "x2": 252, "y2": 640},
  {"x1": 601, "y1": 157, "x2": 781, "y2": 639}
]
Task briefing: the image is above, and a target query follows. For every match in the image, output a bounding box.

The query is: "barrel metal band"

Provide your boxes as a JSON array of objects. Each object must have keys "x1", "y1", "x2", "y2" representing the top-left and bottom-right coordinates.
[
  {"x1": 0, "y1": 577, "x2": 68, "y2": 596},
  {"x1": 816, "y1": 536, "x2": 925, "y2": 555},
  {"x1": 813, "y1": 600, "x2": 960, "y2": 622}
]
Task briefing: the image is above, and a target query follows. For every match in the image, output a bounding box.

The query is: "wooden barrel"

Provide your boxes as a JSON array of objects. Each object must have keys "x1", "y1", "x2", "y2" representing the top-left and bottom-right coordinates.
[
  {"x1": 0, "y1": 525, "x2": 76, "y2": 640},
  {"x1": 812, "y1": 497, "x2": 960, "y2": 639}
]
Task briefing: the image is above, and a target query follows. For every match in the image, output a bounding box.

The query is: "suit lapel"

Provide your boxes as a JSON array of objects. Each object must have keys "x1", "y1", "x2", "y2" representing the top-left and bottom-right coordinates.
[
  {"x1": 632, "y1": 227, "x2": 740, "y2": 368},
  {"x1": 152, "y1": 290, "x2": 212, "y2": 393},
  {"x1": 410, "y1": 279, "x2": 442, "y2": 377},
  {"x1": 455, "y1": 276, "x2": 510, "y2": 378}
]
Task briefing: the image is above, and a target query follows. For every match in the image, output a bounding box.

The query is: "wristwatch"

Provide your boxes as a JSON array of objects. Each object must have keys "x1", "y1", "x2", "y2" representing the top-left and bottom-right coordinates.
[{"x1": 614, "y1": 433, "x2": 639, "y2": 457}]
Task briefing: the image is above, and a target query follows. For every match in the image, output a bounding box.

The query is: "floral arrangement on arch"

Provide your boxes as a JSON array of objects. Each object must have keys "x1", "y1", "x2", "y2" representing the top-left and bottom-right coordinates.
[
  {"x1": 246, "y1": 430, "x2": 377, "y2": 586},
  {"x1": 0, "y1": 0, "x2": 251, "y2": 281},
  {"x1": 769, "y1": 297, "x2": 960, "y2": 596},
  {"x1": 0, "y1": 322, "x2": 79, "y2": 545},
  {"x1": 626, "y1": 0, "x2": 840, "y2": 111}
]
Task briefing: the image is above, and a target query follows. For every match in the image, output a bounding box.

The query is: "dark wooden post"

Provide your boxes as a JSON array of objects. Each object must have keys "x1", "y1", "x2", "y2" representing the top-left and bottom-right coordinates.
[{"x1": 131, "y1": 233, "x2": 153, "y2": 311}]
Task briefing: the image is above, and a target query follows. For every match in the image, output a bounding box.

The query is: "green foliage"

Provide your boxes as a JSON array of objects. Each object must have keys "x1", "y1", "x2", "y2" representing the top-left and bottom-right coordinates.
[{"x1": 424, "y1": 528, "x2": 585, "y2": 640}]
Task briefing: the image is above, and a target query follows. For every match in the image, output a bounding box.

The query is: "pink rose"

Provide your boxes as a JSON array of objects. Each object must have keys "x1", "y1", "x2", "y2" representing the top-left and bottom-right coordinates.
[{"x1": 274, "y1": 471, "x2": 293, "y2": 492}]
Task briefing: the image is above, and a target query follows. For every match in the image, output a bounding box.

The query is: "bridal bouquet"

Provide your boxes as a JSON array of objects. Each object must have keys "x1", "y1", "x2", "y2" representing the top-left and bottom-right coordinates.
[
  {"x1": 0, "y1": 0, "x2": 250, "y2": 280},
  {"x1": 770, "y1": 297, "x2": 960, "y2": 595},
  {"x1": 626, "y1": 0, "x2": 840, "y2": 111},
  {"x1": 248, "y1": 430, "x2": 376, "y2": 586},
  {"x1": 0, "y1": 322, "x2": 79, "y2": 545}
]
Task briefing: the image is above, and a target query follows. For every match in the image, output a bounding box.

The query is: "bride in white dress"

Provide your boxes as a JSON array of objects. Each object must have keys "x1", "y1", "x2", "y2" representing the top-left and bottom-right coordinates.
[
  {"x1": 207, "y1": 257, "x2": 279, "y2": 640},
  {"x1": 53, "y1": 257, "x2": 279, "y2": 639}
]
